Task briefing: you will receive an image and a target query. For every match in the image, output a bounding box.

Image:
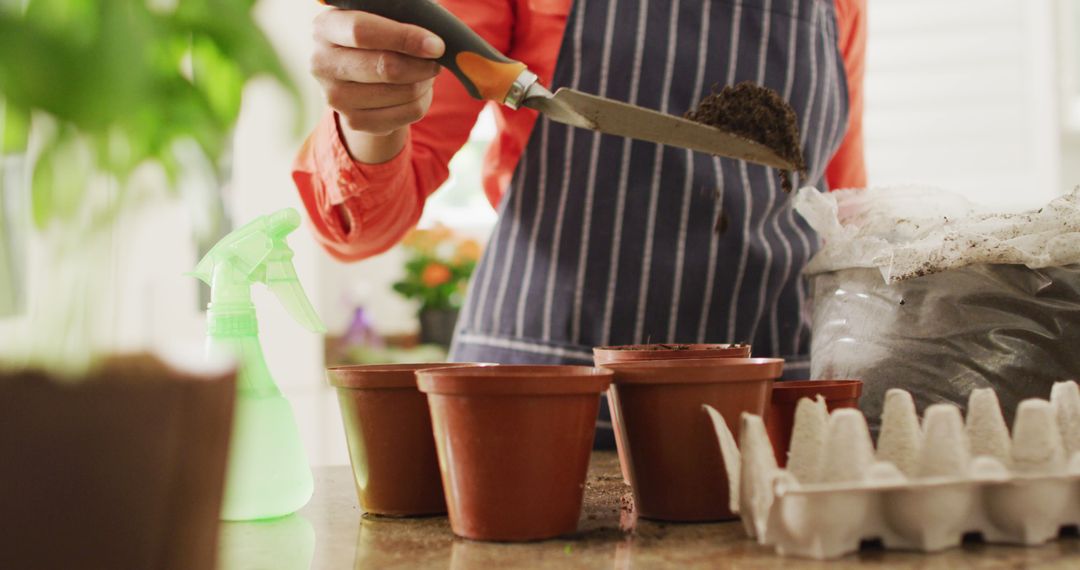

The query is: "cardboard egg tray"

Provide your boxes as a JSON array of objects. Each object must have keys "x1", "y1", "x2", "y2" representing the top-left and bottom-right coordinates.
[{"x1": 706, "y1": 381, "x2": 1080, "y2": 559}]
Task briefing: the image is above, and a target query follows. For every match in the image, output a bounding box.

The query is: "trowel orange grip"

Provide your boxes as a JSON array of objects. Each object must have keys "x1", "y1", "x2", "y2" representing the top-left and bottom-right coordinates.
[
  {"x1": 322, "y1": 0, "x2": 529, "y2": 104},
  {"x1": 455, "y1": 54, "x2": 527, "y2": 102}
]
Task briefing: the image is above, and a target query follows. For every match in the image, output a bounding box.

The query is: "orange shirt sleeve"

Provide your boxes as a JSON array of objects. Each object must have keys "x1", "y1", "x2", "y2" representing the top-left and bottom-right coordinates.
[
  {"x1": 826, "y1": 0, "x2": 867, "y2": 190},
  {"x1": 292, "y1": 0, "x2": 514, "y2": 262}
]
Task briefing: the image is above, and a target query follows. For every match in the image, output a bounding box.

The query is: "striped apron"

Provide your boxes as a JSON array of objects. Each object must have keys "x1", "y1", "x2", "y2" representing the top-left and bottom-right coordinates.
[{"x1": 451, "y1": 0, "x2": 849, "y2": 447}]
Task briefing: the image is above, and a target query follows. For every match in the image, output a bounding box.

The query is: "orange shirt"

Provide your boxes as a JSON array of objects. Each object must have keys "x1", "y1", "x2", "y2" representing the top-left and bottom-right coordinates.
[{"x1": 294, "y1": 0, "x2": 867, "y2": 262}]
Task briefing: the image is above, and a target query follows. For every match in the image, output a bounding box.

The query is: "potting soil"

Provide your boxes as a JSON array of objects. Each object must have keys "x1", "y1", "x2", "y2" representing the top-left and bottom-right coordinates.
[
  {"x1": 798, "y1": 186, "x2": 1080, "y2": 434},
  {"x1": 684, "y1": 81, "x2": 806, "y2": 194}
]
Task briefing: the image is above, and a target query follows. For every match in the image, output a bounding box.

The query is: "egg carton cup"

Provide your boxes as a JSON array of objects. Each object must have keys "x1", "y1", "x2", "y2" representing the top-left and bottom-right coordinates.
[{"x1": 705, "y1": 381, "x2": 1080, "y2": 560}]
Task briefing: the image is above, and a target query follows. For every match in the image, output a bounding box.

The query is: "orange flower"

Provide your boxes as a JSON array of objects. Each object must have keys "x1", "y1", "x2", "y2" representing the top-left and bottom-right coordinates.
[
  {"x1": 421, "y1": 262, "x2": 452, "y2": 287},
  {"x1": 454, "y1": 239, "x2": 482, "y2": 263},
  {"x1": 402, "y1": 229, "x2": 432, "y2": 252},
  {"x1": 403, "y1": 224, "x2": 458, "y2": 254}
]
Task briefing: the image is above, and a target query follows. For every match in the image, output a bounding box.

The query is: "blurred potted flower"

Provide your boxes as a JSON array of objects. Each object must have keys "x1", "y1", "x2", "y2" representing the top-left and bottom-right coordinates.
[
  {"x1": 392, "y1": 224, "x2": 481, "y2": 348},
  {"x1": 0, "y1": 0, "x2": 296, "y2": 567}
]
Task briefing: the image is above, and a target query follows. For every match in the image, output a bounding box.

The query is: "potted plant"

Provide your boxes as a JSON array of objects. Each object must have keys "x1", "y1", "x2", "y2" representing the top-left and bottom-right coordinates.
[
  {"x1": 0, "y1": 0, "x2": 295, "y2": 567},
  {"x1": 392, "y1": 224, "x2": 481, "y2": 348}
]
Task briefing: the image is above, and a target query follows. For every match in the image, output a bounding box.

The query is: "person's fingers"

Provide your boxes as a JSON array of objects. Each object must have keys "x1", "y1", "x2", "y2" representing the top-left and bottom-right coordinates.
[
  {"x1": 337, "y1": 87, "x2": 434, "y2": 136},
  {"x1": 311, "y1": 41, "x2": 441, "y2": 85},
  {"x1": 310, "y1": 9, "x2": 441, "y2": 135},
  {"x1": 314, "y1": 9, "x2": 444, "y2": 58},
  {"x1": 321, "y1": 77, "x2": 434, "y2": 112}
]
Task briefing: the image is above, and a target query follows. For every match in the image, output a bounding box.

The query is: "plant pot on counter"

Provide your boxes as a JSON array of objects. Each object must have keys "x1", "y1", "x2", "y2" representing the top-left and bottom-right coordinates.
[
  {"x1": 593, "y1": 343, "x2": 753, "y2": 485},
  {"x1": 327, "y1": 363, "x2": 480, "y2": 517},
  {"x1": 766, "y1": 380, "x2": 863, "y2": 467},
  {"x1": 0, "y1": 354, "x2": 236, "y2": 570},
  {"x1": 602, "y1": 357, "x2": 782, "y2": 522},
  {"x1": 416, "y1": 365, "x2": 613, "y2": 541},
  {"x1": 419, "y1": 308, "x2": 459, "y2": 348}
]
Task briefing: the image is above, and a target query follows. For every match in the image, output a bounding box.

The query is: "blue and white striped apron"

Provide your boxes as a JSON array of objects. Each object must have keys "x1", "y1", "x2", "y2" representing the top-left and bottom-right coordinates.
[{"x1": 451, "y1": 0, "x2": 849, "y2": 447}]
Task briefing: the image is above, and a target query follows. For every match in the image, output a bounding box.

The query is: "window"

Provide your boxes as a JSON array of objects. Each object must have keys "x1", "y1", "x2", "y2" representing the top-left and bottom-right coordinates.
[
  {"x1": 1062, "y1": 0, "x2": 1080, "y2": 131},
  {"x1": 863, "y1": 0, "x2": 1062, "y2": 211},
  {"x1": 417, "y1": 106, "x2": 499, "y2": 237}
]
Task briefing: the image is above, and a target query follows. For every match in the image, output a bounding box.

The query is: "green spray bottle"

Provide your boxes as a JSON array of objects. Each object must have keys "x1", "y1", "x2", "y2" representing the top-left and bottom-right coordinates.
[{"x1": 191, "y1": 208, "x2": 326, "y2": 521}]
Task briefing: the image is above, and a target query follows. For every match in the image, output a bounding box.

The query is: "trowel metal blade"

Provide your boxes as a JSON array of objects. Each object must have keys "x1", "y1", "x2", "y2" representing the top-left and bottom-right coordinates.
[{"x1": 523, "y1": 88, "x2": 796, "y2": 170}]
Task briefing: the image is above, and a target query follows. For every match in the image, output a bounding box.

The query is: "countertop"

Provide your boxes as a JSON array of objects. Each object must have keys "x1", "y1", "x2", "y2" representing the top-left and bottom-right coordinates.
[{"x1": 218, "y1": 452, "x2": 1080, "y2": 569}]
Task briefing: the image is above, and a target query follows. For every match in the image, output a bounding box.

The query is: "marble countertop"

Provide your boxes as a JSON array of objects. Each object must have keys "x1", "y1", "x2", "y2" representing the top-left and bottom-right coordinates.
[{"x1": 218, "y1": 452, "x2": 1080, "y2": 569}]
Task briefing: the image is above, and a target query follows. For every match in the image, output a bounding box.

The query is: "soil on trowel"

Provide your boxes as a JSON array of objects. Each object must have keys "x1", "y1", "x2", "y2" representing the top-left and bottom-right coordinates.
[{"x1": 685, "y1": 82, "x2": 807, "y2": 232}]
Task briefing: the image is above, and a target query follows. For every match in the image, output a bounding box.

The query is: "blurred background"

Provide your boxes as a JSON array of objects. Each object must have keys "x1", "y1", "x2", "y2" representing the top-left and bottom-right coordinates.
[{"x1": 1, "y1": 0, "x2": 1078, "y2": 465}]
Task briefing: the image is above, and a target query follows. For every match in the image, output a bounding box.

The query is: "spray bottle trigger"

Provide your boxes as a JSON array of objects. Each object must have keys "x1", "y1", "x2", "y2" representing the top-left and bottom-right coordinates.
[{"x1": 266, "y1": 261, "x2": 327, "y2": 333}]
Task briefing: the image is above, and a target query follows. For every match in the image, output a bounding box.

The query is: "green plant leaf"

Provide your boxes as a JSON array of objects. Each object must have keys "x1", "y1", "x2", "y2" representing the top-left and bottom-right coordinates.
[
  {"x1": 1, "y1": 103, "x2": 29, "y2": 153},
  {"x1": 174, "y1": 0, "x2": 302, "y2": 126},
  {"x1": 24, "y1": 0, "x2": 99, "y2": 47},
  {"x1": 191, "y1": 35, "x2": 244, "y2": 124}
]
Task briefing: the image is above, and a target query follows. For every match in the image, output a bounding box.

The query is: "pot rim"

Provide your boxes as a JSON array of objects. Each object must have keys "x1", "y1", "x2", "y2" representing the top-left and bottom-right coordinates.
[
  {"x1": 601, "y1": 357, "x2": 784, "y2": 384},
  {"x1": 593, "y1": 343, "x2": 750, "y2": 354},
  {"x1": 592, "y1": 343, "x2": 752, "y2": 366},
  {"x1": 593, "y1": 342, "x2": 751, "y2": 351},
  {"x1": 770, "y1": 379, "x2": 863, "y2": 403},
  {"x1": 326, "y1": 362, "x2": 489, "y2": 390},
  {"x1": 417, "y1": 365, "x2": 613, "y2": 396}
]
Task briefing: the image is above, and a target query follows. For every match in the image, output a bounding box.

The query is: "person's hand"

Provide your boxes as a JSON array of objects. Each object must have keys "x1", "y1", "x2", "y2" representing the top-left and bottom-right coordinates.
[{"x1": 311, "y1": 9, "x2": 445, "y2": 162}]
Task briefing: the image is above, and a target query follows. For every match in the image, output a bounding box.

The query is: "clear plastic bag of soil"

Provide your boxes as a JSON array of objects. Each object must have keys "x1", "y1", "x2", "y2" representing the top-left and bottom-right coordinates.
[{"x1": 793, "y1": 186, "x2": 1080, "y2": 433}]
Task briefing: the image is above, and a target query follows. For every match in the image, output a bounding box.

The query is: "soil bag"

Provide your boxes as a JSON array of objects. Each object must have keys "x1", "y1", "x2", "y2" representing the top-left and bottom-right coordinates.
[{"x1": 794, "y1": 186, "x2": 1080, "y2": 433}]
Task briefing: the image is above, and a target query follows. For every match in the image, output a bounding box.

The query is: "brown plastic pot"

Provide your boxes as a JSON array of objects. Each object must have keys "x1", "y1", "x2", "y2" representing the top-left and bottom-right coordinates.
[
  {"x1": 766, "y1": 379, "x2": 863, "y2": 467},
  {"x1": 0, "y1": 354, "x2": 235, "y2": 570},
  {"x1": 326, "y1": 363, "x2": 479, "y2": 517},
  {"x1": 417, "y1": 365, "x2": 613, "y2": 541},
  {"x1": 593, "y1": 343, "x2": 753, "y2": 485},
  {"x1": 602, "y1": 357, "x2": 782, "y2": 522}
]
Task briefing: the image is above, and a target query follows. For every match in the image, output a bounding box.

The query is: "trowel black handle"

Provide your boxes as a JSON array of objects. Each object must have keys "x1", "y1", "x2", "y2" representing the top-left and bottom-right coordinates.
[{"x1": 321, "y1": 0, "x2": 528, "y2": 103}]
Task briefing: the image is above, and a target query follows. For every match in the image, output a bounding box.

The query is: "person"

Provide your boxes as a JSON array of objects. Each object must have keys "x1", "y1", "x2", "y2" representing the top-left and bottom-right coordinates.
[{"x1": 295, "y1": 0, "x2": 866, "y2": 447}]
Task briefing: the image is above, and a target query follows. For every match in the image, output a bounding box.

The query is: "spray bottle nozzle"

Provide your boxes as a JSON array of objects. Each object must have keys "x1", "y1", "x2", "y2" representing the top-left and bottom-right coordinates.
[{"x1": 191, "y1": 208, "x2": 326, "y2": 334}]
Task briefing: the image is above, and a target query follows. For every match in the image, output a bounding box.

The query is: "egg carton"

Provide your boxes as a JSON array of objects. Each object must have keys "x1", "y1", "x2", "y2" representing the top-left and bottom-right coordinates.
[{"x1": 705, "y1": 381, "x2": 1080, "y2": 560}]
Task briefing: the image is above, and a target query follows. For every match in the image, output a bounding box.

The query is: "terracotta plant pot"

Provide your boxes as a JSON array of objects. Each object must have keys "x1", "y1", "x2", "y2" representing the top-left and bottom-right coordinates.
[
  {"x1": 593, "y1": 343, "x2": 753, "y2": 484},
  {"x1": 417, "y1": 365, "x2": 612, "y2": 541},
  {"x1": 0, "y1": 354, "x2": 235, "y2": 570},
  {"x1": 602, "y1": 357, "x2": 782, "y2": 522},
  {"x1": 766, "y1": 379, "x2": 863, "y2": 467},
  {"x1": 326, "y1": 363, "x2": 477, "y2": 517}
]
